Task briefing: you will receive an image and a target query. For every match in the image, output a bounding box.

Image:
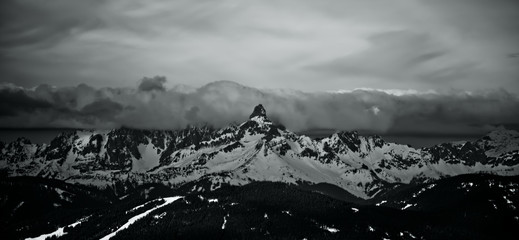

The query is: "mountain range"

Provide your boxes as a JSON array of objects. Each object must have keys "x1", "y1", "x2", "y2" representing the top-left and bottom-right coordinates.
[
  {"x1": 1, "y1": 104, "x2": 519, "y2": 199},
  {"x1": 1, "y1": 105, "x2": 519, "y2": 239}
]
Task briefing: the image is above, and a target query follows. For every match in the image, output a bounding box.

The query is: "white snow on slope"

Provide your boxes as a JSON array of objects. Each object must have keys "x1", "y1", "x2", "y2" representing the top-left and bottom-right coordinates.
[
  {"x1": 321, "y1": 225, "x2": 340, "y2": 233},
  {"x1": 5, "y1": 121, "x2": 519, "y2": 201},
  {"x1": 13, "y1": 201, "x2": 24, "y2": 213},
  {"x1": 401, "y1": 204, "x2": 415, "y2": 210},
  {"x1": 25, "y1": 216, "x2": 89, "y2": 240},
  {"x1": 221, "y1": 214, "x2": 229, "y2": 229},
  {"x1": 125, "y1": 199, "x2": 157, "y2": 214},
  {"x1": 132, "y1": 142, "x2": 161, "y2": 172},
  {"x1": 100, "y1": 196, "x2": 182, "y2": 240},
  {"x1": 282, "y1": 210, "x2": 292, "y2": 216}
]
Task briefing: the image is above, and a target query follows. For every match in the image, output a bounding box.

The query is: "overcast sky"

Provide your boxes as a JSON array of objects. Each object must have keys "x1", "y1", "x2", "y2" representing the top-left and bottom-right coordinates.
[
  {"x1": 1, "y1": 0, "x2": 518, "y2": 92},
  {"x1": 0, "y1": 0, "x2": 518, "y2": 136}
]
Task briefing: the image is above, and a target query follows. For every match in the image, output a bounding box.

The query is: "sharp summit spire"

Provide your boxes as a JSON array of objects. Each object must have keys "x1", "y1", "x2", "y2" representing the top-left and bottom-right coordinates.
[{"x1": 249, "y1": 104, "x2": 267, "y2": 119}]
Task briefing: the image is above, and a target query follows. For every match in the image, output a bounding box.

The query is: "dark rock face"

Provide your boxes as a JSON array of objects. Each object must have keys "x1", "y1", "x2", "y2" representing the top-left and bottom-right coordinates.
[
  {"x1": 249, "y1": 104, "x2": 267, "y2": 119},
  {"x1": 372, "y1": 135, "x2": 385, "y2": 148},
  {"x1": 80, "y1": 134, "x2": 104, "y2": 156},
  {"x1": 337, "y1": 131, "x2": 362, "y2": 152},
  {"x1": 425, "y1": 142, "x2": 488, "y2": 166},
  {"x1": 319, "y1": 141, "x2": 338, "y2": 163},
  {"x1": 278, "y1": 142, "x2": 291, "y2": 156},
  {"x1": 300, "y1": 148, "x2": 318, "y2": 159},
  {"x1": 45, "y1": 133, "x2": 75, "y2": 164},
  {"x1": 1, "y1": 138, "x2": 40, "y2": 164},
  {"x1": 102, "y1": 128, "x2": 148, "y2": 170},
  {"x1": 158, "y1": 126, "x2": 218, "y2": 165},
  {"x1": 222, "y1": 142, "x2": 243, "y2": 153},
  {"x1": 240, "y1": 105, "x2": 277, "y2": 136}
]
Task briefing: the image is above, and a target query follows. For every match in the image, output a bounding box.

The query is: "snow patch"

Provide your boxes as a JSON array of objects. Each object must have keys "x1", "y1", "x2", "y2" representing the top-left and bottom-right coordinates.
[
  {"x1": 100, "y1": 196, "x2": 182, "y2": 240},
  {"x1": 406, "y1": 231, "x2": 417, "y2": 239},
  {"x1": 131, "y1": 143, "x2": 160, "y2": 172},
  {"x1": 401, "y1": 204, "x2": 415, "y2": 210},
  {"x1": 221, "y1": 214, "x2": 229, "y2": 229},
  {"x1": 153, "y1": 212, "x2": 167, "y2": 219},
  {"x1": 503, "y1": 196, "x2": 516, "y2": 209},
  {"x1": 13, "y1": 201, "x2": 24, "y2": 213},
  {"x1": 321, "y1": 225, "x2": 339, "y2": 233},
  {"x1": 126, "y1": 201, "x2": 151, "y2": 214},
  {"x1": 25, "y1": 216, "x2": 89, "y2": 240}
]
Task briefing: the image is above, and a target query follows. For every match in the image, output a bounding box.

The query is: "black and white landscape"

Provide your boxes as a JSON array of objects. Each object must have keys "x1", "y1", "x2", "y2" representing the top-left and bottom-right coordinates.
[
  {"x1": 1, "y1": 0, "x2": 519, "y2": 239},
  {"x1": 1, "y1": 104, "x2": 519, "y2": 239}
]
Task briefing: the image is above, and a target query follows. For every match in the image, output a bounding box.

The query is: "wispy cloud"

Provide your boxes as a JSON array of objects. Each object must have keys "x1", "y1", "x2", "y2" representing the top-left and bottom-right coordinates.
[
  {"x1": 1, "y1": 80, "x2": 517, "y2": 137},
  {"x1": 306, "y1": 30, "x2": 468, "y2": 83}
]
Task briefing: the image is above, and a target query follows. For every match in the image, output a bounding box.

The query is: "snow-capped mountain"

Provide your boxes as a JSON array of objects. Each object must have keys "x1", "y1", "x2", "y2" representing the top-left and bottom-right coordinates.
[{"x1": 1, "y1": 105, "x2": 518, "y2": 199}]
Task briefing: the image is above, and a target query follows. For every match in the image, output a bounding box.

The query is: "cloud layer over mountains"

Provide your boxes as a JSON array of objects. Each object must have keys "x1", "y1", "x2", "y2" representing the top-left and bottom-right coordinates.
[{"x1": 1, "y1": 79, "x2": 518, "y2": 136}]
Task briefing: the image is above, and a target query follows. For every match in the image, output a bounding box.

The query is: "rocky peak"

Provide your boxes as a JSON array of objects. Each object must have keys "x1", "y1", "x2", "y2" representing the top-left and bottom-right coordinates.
[
  {"x1": 249, "y1": 104, "x2": 267, "y2": 119},
  {"x1": 247, "y1": 104, "x2": 273, "y2": 128},
  {"x1": 485, "y1": 127, "x2": 519, "y2": 141},
  {"x1": 13, "y1": 137, "x2": 32, "y2": 146},
  {"x1": 238, "y1": 104, "x2": 277, "y2": 137}
]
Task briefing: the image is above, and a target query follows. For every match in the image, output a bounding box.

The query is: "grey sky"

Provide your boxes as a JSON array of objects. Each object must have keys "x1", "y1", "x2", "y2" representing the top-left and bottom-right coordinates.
[{"x1": 1, "y1": 0, "x2": 518, "y2": 92}]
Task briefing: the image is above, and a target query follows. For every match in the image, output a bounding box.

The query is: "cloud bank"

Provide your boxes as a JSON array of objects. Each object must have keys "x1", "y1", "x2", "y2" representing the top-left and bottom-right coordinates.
[{"x1": 1, "y1": 79, "x2": 517, "y2": 136}]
